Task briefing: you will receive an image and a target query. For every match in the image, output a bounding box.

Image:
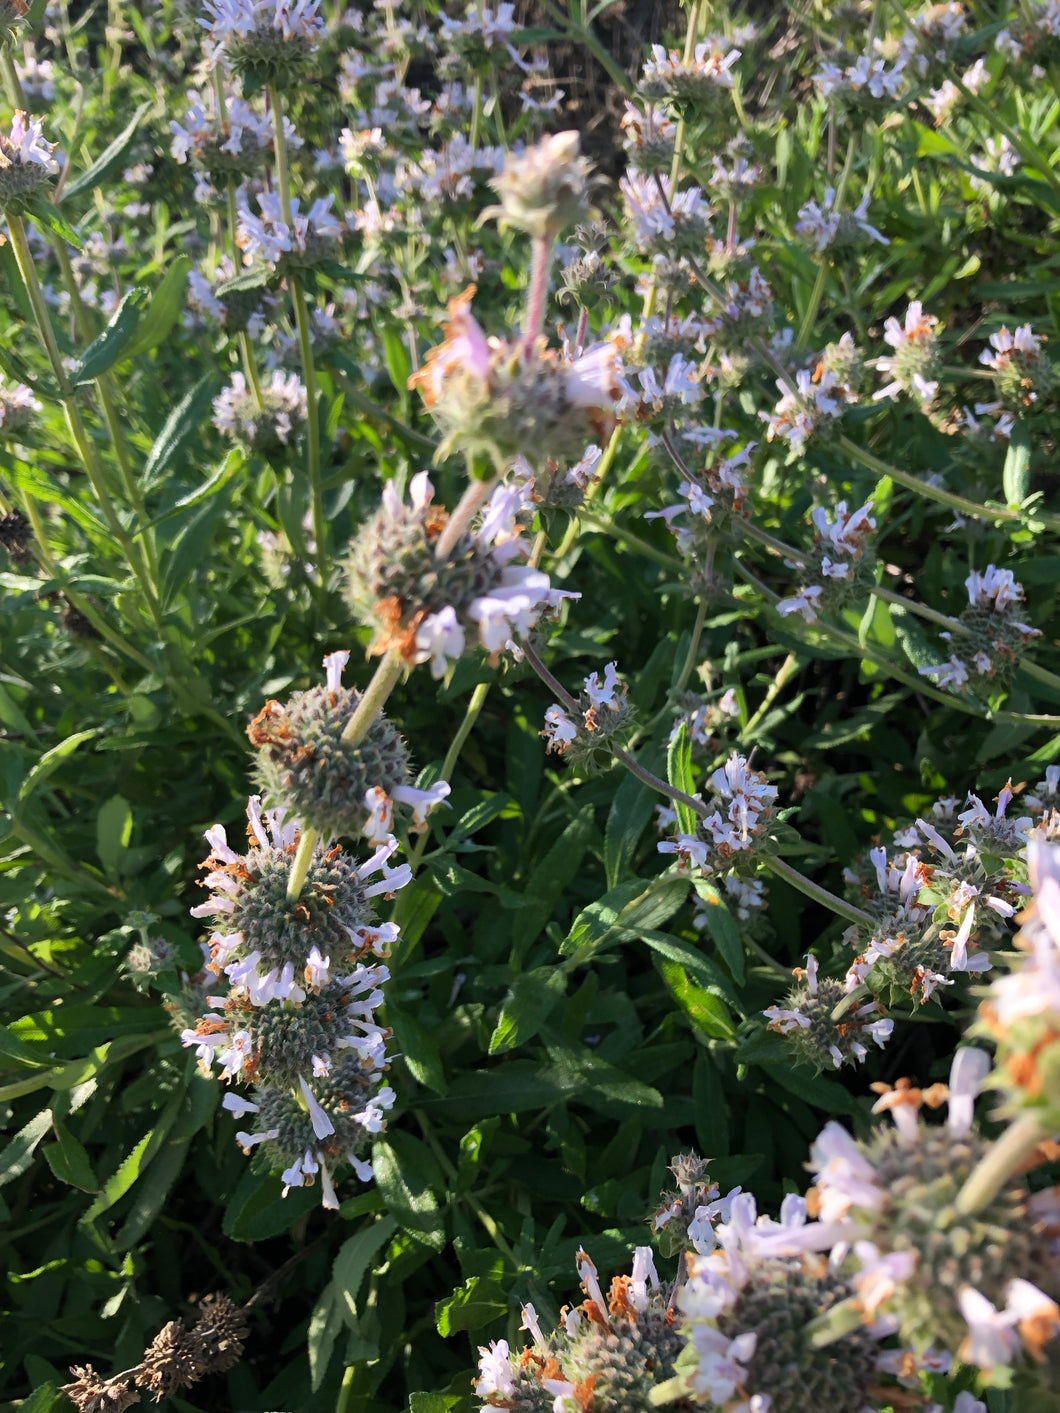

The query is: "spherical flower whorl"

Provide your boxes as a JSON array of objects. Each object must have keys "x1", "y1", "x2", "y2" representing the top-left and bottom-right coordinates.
[
  {"x1": 0, "y1": 379, "x2": 43, "y2": 440},
  {"x1": 657, "y1": 751, "x2": 778, "y2": 878},
  {"x1": 249, "y1": 649, "x2": 447, "y2": 843},
  {"x1": 408, "y1": 286, "x2": 623, "y2": 472},
  {"x1": 199, "y1": 0, "x2": 325, "y2": 91},
  {"x1": 474, "y1": 1248, "x2": 691, "y2": 1411},
  {"x1": 212, "y1": 370, "x2": 307, "y2": 457},
  {"x1": 482, "y1": 130, "x2": 596, "y2": 241},
  {"x1": 0, "y1": 110, "x2": 58, "y2": 209},
  {"x1": 540, "y1": 662, "x2": 634, "y2": 770},
  {"x1": 764, "y1": 954, "x2": 893, "y2": 1072},
  {"x1": 764, "y1": 1051, "x2": 1060, "y2": 1370},
  {"x1": 677, "y1": 1192, "x2": 887, "y2": 1412},
  {"x1": 344, "y1": 472, "x2": 557, "y2": 679}
]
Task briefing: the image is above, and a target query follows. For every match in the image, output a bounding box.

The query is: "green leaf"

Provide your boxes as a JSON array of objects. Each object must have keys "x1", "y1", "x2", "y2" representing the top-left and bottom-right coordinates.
[
  {"x1": 371, "y1": 1134, "x2": 446, "y2": 1250},
  {"x1": 14, "y1": 1383, "x2": 62, "y2": 1413},
  {"x1": 448, "y1": 792, "x2": 513, "y2": 843},
  {"x1": 381, "y1": 325, "x2": 410, "y2": 396},
  {"x1": 666, "y1": 723, "x2": 698, "y2": 834},
  {"x1": 122, "y1": 256, "x2": 192, "y2": 360},
  {"x1": 213, "y1": 266, "x2": 268, "y2": 298},
  {"x1": 115, "y1": 1137, "x2": 189, "y2": 1251},
  {"x1": 604, "y1": 769, "x2": 657, "y2": 886},
  {"x1": 80, "y1": 1087, "x2": 184, "y2": 1223},
  {"x1": 17, "y1": 729, "x2": 98, "y2": 807},
  {"x1": 308, "y1": 1283, "x2": 344, "y2": 1392},
  {"x1": 512, "y1": 805, "x2": 596, "y2": 958},
  {"x1": 1003, "y1": 420, "x2": 1032, "y2": 507},
  {"x1": 142, "y1": 374, "x2": 219, "y2": 490},
  {"x1": 70, "y1": 288, "x2": 149, "y2": 384},
  {"x1": 656, "y1": 960, "x2": 737, "y2": 1040},
  {"x1": 410, "y1": 1395, "x2": 461, "y2": 1413},
  {"x1": 62, "y1": 102, "x2": 152, "y2": 203},
  {"x1": 560, "y1": 878, "x2": 646, "y2": 957},
  {"x1": 96, "y1": 794, "x2": 132, "y2": 875},
  {"x1": 639, "y1": 931, "x2": 740, "y2": 1013},
  {"x1": 42, "y1": 1118, "x2": 98, "y2": 1192},
  {"x1": 388, "y1": 1004, "x2": 447, "y2": 1093},
  {"x1": 488, "y1": 966, "x2": 567, "y2": 1055},
  {"x1": 332, "y1": 1216, "x2": 396, "y2": 1318},
  {"x1": 436, "y1": 1276, "x2": 508, "y2": 1336},
  {"x1": 21, "y1": 192, "x2": 82, "y2": 249},
  {"x1": 0, "y1": 1108, "x2": 53, "y2": 1187},
  {"x1": 222, "y1": 1166, "x2": 320, "y2": 1242},
  {"x1": 691, "y1": 879, "x2": 745, "y2": 984}
]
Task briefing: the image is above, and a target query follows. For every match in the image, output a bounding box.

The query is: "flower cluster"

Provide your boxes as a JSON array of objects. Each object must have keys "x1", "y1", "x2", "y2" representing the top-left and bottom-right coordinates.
[
  {"x1": 764, "y1": 953, "x2": 894, "y2": 1072},
  {"x1": 977, "y1": 323, "x2": 1054, "y2": 417},
  {"x1": 872, "y1": 300, "x2": 940, "y2": 404},
  {"x1": 753, "y1": 1050, "x2": 1060, "y2": 1374},
  {"x1": 795, "y1": 187, "x2": 888, "y2": 254},
  {"x1": 651, "y1": 1151, "x2": 742, "y2": 1258},
  {"x1": 199, "y1": 0, "x2": 325, "y2": 89},
  {"x1": 658, "y1": 752, "x2": 778, "y2": 880},
  {"x1": 0, "y1": 109, "x2": 57, "y2": 208},
  {"x1": 919, "y1": 564, "x2": 1042, "y2": 694},
  {"x1": 637, "y1": 39, "x2": 742, "y2": 112},
  {"x1": 540, "y1": 661, "x2": 634, "y2": 770},
  {"x1": 676, "y1": 1189, "x2": 899, "y2": 1411},
  {"x1": 248, "y1": 650, "x2": 449, "y2": 844},
  {"x1": 408, "y1": 285, "x2": 622, "y2": 471},
  {"x1": 169, "y1": 95, "x2": 280, "y2": 180},
  {"x1": 344, "y1": 471, "x2": 557, "y2": 678},
  {"x1": 212, "y1": 369, "x2": 307, "y2": 456},
  {"x1": 0, "y1": 377, "x2": 42, "y2": 437},
  {"x1": 236, "y1": 191, "x2": 344, "y2": 276},
  {"x1": 474, "y1": 1247, "x2": 691, "y2": 1412},
  {"x1": 762, "y1": 364, "x2": 859, "y2": 455},
  {"x1": 776, "y1": 499, "x2": 876, "y2": 622},
  {"x1": 181, "y1": 796, "x2": 408, "y2": 1207}
]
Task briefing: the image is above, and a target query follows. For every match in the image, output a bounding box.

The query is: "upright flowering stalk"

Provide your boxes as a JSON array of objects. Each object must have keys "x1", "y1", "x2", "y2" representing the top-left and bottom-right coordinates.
[{"x1": 182, "y1": 795, "x2": 409, "y2": 1208}]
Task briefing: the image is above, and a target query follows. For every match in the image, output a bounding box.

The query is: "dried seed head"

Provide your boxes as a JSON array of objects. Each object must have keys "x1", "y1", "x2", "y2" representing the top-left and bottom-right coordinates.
[
  {"x1": 189, "y1": 1293, "x2": 249, "y2": 1374},
  {"x1": 61, "y1": 1367, "x2": 140, "y2": 1413},
  {"x1": 135, "y1": 1321, "x2": 200, "y2": 1401}
]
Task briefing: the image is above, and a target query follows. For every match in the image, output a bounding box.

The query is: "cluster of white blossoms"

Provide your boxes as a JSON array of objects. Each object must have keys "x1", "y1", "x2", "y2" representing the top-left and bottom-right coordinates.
[
  {"x1": 749, "y1": 1049, "x2": 1060, "y2": 1375},
  {"x1": 658, "y1": 752, "x2": 778, "y2": 879},
  {"x1": 976, "y1": 321, "x2": 1054, "y2": 417},
  {"x1": 777, "y1": 499, "x2": 876, "y2": 622},
  {"x1": 199, "y1": 0, "x2": 325, "y2": 76},
  {"x1": 181, "y1": 796, "x2": 409, "y2": 1207},
  {"x1": 919, "y1": 564, "x2": 1041, "y2": 693},
  {"x1": 637, "y1": 39, "x2": 742, "y2": 109},
  {"x1": 344, "y1": 471, "x2": 561, "y2": 679},
  {"x1": 872, "y1": 300, "x2": 940, "y2": 404},
  {"x1": 0, "y1": 378, "x2": 43, "y2": 436},
  {"x1": 763, "y1": 953, "x2": 894, "y2": 1072},
  {"x1": 212, "y1": 369, "x2": 307, "y2": 455},
  {"x1": 762, "y1": 365, "x2": 857, "y2": 455},
  {"x1": 475, "y1": 1246, "x2": 688, "y2": 1412},
  {"x1": 235, "y1": 191, "x2": 344, "y2": 273},
  {"x1": 812, "y1": 46, "x2": 910, "y2": 104},
  {"x1": 794, "y1": 187, "x2": 888, "y2": 254},
  {"x1": 168, "y1": 95, "x2": 281, "y2": 174},
  {"x1": 0, "y1": 109, "x2": 58, "y2": 207},
  {"x1": 540, "y1": 661, "x2": 634, "y2": 767}
]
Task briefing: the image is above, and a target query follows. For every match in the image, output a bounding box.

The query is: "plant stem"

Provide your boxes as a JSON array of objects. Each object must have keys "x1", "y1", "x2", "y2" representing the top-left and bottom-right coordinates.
[
  {"x1": 839, "y1": 434, "x2": 1060, "y2": 533},
  {"x1": 523, "y1": 234, "x2": 553, "y2": 356},
  {"x1": 435, "y1": 475, "x2": 494, "y2": 561},
  {"x1": 740, "y1": 651, "x2": 799, "y2": 741},
  {"x1": 341, "y1": 653, "x2": 405, "y2": 745},
  {"x1": 674, "y1": 598, "x2": 707, "y2": 694},
  {"x1": 7, "y1": 212, "x2": 163, "y2": 626},
  {"x1": 408, "y1": 679, "x2": 492, "y2": 875},
  {"x1": 578, "y1": 510, "x2": 685, "y2": 572},
  {"x1": 954, "y1": 1113, "x2": 1049, "y2": 1216},
  {"x1": 269, "y1": 83, "x2": 326, "y2": 588},
  {"x1": 285, "y1": 826, "x2": 319, "y2": 902},
  {"x1": 760, "y1": 855, "x2": 873, "y2": 927}
]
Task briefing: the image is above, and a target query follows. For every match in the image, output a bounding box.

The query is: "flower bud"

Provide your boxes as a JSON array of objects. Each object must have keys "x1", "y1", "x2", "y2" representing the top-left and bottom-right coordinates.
[{"x1": 482, "y1": 130, "x2": 595, "y2": 241}]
